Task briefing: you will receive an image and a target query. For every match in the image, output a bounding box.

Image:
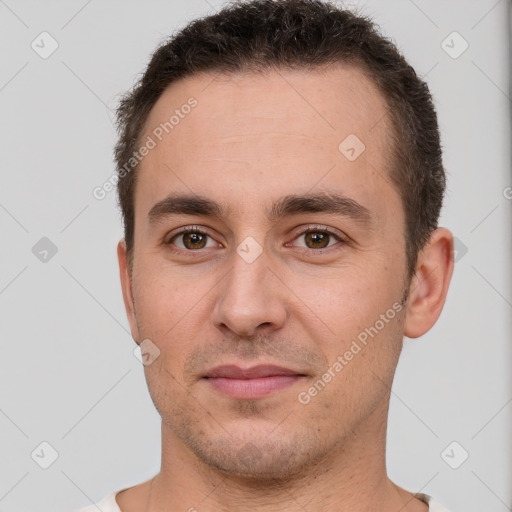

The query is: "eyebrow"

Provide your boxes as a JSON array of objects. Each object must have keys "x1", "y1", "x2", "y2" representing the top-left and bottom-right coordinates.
[{"x1": 147, "y1": 192, "x2": 373, "y2": 227}]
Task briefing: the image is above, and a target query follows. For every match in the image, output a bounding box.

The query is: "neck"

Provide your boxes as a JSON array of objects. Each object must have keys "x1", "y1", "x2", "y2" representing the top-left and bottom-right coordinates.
[{"x1": 147, "y1": 401, "x2": 424, "y2": 512}]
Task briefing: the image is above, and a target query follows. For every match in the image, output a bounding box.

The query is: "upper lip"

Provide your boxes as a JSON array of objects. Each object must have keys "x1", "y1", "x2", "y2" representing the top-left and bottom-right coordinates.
[{"x1": 204, "y1": 364, "x2": 305, "y2": 379}]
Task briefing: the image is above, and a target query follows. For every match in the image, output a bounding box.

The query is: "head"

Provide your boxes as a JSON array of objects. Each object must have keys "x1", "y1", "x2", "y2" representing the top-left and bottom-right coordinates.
[{"x1": 116, "y1": 0, "x2": 453, "y2": 481}]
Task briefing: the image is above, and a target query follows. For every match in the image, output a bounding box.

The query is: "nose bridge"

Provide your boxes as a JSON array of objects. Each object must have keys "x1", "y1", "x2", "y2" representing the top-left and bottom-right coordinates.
[{"x1": 212, "y1": 246, "x2": 287, "y2": 336}]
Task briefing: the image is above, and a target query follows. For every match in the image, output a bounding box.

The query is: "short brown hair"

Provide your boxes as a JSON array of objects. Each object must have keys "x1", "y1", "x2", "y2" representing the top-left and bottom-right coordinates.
[{"x1": 114, "y1": 0, "x2": 445, "y2": 278}]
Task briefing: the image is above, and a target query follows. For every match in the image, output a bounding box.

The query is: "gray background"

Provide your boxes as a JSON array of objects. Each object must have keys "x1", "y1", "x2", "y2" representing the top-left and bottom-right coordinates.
[{"x1": 0, "y1": 0, "x2": 510, "y2": 511}]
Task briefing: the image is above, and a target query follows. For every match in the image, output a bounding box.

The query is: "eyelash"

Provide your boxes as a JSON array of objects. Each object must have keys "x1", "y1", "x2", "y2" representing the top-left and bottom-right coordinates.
[{"x1": 164, "y1": 225, "x2": 347, "y2": 254}]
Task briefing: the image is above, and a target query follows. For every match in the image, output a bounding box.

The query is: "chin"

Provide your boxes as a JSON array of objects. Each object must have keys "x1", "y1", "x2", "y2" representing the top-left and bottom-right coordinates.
[{"x1": 178, "y1": 426, "x2": 333, "y2": 483}]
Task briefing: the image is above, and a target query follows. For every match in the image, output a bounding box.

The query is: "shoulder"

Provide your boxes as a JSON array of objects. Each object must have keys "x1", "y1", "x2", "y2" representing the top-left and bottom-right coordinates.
[
  {"x1": 415, "y1": 492, "x2": 453, "y2": 512},
  {"x1": 72, "y1": 490, "x2": 122, "y2": 512},
  {"x1": 72, "y1": 477, "x2": 153, "y2": 511}
]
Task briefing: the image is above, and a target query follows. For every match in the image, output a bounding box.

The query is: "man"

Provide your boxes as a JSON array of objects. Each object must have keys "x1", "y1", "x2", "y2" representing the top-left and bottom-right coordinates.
[{"x1": 77, "y1": 0, "x2": 454, "y2": 510}]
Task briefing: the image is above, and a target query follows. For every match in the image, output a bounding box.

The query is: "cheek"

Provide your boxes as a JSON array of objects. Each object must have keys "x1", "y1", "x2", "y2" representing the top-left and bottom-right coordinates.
[
  {"x1": 296, "y1": 302, "x2": 405, "y2": 428},
  {"x1": 290, "y1": 260, "x2": 406, "y2": 397},
  {"x1": 142, "y1": 357, "x2": 191, "y2": 424},
  {"x1": 133, "y1": 258, "x2": 211, "y2": 336},
  {"x1": 132, "y1": 259, "x2": 221, "y2": 389},
  {"x1": 295, "y1": 263, "x2": 401, "y2": 335}
]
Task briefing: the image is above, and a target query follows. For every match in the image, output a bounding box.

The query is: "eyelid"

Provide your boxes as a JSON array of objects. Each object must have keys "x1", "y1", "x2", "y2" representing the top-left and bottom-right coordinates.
[
  {"x1": 166, "y1": 225, "x2": 208, "y2": 242},
  {"x1": 300, "y1": 224, "x2": 344, "y2": 237}
]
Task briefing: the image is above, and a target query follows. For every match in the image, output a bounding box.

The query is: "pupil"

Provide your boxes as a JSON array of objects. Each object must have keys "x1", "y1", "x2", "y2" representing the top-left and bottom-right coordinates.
[
  {"x1": 306, "y1": 232, "x2": 328, "y2": 248},
  {"x1": 184, "y1": 233, "x2": 206, "y2": 249}
]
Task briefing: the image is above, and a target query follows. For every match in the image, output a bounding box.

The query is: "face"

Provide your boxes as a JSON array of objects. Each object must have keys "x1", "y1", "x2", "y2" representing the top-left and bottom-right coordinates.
[{"x1": 120, "y1": 66, "x2": 411, "y2": 480}]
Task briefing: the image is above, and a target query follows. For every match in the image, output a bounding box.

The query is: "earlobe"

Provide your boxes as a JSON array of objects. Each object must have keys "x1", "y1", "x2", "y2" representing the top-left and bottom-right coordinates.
[
  {"x1": 403, "y1": 228, "x2": 454, "y2": 339},
  {"x1": 117, "y1": 240, "x2": 141, "y2": 343}
]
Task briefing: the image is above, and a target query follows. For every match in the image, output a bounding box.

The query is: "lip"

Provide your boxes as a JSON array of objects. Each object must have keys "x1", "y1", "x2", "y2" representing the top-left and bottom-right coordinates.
[
  {"x1": 203, "y1": 364, "x2": 307, "y2": 399},
  {"x1": 205, "y1": 364, "x2": 303, "y2": 379}
]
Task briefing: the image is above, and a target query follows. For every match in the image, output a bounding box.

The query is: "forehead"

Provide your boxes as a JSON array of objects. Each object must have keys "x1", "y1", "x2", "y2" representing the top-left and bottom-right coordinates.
[{"x1": 135, "y1": 65, "x2": 395, "y2": 220}]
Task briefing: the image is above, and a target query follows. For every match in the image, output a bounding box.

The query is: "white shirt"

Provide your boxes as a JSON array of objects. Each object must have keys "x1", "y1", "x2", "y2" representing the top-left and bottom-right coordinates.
[{"x1": 74, "y1": 489, "x2": 452, "y2": 511}]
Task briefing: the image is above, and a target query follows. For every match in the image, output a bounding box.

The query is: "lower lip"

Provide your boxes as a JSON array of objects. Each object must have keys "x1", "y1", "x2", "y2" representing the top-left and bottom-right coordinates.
[{"x1": 206, "y1": 375, "x2": 303, "y2": 399}]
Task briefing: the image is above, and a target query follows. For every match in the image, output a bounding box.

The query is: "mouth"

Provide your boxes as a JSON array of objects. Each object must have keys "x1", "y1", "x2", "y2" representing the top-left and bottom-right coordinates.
[{"x1": 203, "y1": 364, "x2": 307, "y2": 399}]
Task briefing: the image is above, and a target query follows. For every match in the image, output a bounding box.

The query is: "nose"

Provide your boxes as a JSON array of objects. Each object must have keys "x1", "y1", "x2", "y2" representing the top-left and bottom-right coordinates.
[{"x1": 211, "y1": 250, "x2": 288, "y2": 338}]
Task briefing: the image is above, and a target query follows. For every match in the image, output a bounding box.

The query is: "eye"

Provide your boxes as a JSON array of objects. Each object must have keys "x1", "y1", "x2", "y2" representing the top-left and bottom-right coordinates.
[
  {"x1": 166, "y1": 228, "x2": 218, "y2": 250},
  {"x1": 290, "y1": 227, "x2": 345, "y2": 250}
]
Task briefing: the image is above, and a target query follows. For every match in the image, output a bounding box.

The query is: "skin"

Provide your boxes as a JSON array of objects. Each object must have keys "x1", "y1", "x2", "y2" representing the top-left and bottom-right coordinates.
[{"x1": 116, "y1": 65, "x2": 454, "y2": 512}]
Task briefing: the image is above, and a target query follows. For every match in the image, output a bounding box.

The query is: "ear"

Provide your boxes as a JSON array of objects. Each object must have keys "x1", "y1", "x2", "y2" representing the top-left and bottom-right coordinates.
[
  {"x1": 403, "y1": 227, "x2": 455, "y2": 338},
  {"x1": 117, "y1": 239, "x2": 141, "y2": 343}
]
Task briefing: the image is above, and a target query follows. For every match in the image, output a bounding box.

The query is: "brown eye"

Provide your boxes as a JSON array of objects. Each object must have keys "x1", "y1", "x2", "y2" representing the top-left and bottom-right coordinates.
[
  {"x1": 168, "y1": 230, "x2": 217, "y2": 250},
  {"x1": 304, "y1": 232, "x2": 331, "y2": 249},
  {"x1": 182, "y1": 232, "x2": 207, "y2": 249},
  {"x1": 292, "y1": 229, "x2": 342, "y2": 250}
]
